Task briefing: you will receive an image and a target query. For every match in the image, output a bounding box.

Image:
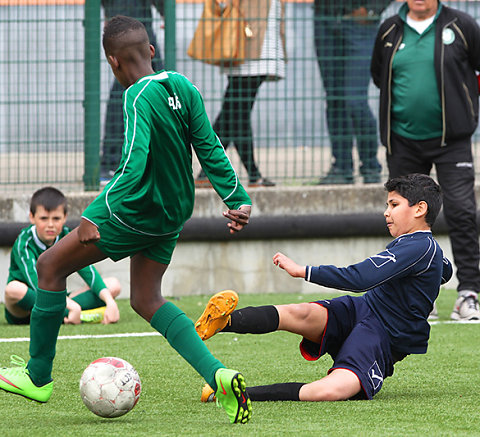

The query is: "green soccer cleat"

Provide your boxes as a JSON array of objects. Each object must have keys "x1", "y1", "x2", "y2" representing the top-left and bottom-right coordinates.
[
  {"x1": 0, "y1": 355, "x2": 53, "y2": 403},
  {"x1": 214, "y1": 368, "x2": 252, "y2": 424}
]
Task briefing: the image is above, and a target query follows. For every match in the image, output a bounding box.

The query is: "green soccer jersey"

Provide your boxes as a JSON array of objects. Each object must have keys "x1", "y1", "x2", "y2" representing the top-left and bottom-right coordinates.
[
  {"x1": 391, "y1": 3, "x2": 443, "y2": 140},
  {"x1": 7, "y1": 225, "x2": 107, "y2": 296},
  {"x1": 82, "y1": 71, "x2": 252, "y2": 236}
]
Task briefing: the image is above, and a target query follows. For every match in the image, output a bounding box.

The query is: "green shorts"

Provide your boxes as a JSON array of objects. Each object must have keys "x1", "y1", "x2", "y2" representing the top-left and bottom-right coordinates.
[{"x1": 94, "y1": 218, "x2": 180, "y2": 264}]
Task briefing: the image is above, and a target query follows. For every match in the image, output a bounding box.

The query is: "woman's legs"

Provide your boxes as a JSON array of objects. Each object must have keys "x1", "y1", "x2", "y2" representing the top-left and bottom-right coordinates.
[{"x1": 213, "y1": 76, "x2": 266, "y2": 182}]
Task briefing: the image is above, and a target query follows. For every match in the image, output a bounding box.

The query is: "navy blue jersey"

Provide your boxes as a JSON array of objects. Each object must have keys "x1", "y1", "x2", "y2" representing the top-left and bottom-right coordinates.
[{"x1": 305, "y1": 231, "x2": 453, "y2": 354}]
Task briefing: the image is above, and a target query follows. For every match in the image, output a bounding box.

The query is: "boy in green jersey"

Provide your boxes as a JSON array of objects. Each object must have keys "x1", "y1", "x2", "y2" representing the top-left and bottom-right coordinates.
[
  {"x1": 5, "y1": 186, "x2": 121, "y2": 325},
  {"x1": 0, "y1": 16, "x2": 252, "y2": 424}
]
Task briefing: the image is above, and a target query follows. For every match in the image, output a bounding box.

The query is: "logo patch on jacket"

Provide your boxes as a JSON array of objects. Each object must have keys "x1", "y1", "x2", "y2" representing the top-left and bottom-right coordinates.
[
  {"x1": 442, "y1": 28, "x2": 455, "y2": 45},
  {"x1": 368, "y1": 250, "x2": 396, "y2": 268}
]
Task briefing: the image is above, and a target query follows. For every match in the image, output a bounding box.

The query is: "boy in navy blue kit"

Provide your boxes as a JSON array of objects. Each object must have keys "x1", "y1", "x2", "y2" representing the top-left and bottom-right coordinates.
[{"x1": 197, "y1": 173, "x2": 453, "y2": 401}]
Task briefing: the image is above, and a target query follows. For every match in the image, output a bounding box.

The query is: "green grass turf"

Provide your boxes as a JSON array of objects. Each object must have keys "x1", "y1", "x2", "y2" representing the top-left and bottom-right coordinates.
[{"x1": 0, "y1": 289, "x2": 479, "y2": 436}]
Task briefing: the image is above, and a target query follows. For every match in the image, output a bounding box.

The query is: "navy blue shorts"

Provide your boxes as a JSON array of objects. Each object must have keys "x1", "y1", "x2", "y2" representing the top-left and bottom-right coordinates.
[{"x1": 299, "y1": 295, "x2": 395, "y2": 400}]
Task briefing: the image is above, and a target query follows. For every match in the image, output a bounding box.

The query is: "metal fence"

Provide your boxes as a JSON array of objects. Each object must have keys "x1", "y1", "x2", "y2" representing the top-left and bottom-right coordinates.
[{"x1": 1, "y1": 0, "x2": 480, "y2": 193}]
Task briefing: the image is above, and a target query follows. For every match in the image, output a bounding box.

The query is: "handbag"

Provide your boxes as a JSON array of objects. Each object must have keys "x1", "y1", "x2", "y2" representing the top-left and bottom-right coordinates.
[{"x1": 187, "y1": 0, "x2": 250, "y2": 66}]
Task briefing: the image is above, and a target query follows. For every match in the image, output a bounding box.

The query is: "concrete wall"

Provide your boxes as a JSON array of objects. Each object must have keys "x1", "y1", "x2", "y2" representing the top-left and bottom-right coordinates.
[{"x1": 0, "y1": 185, "x2": 459, "y2": 302}]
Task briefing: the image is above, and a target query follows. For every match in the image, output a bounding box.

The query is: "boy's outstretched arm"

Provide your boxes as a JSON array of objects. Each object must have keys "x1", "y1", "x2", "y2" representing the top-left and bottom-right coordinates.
[
  {"x1": 273, "y1": 252, "x2": 306, "y2": 278},
  {"x1": 223, "y1": 205, "x2": 251, "y2": 234}
]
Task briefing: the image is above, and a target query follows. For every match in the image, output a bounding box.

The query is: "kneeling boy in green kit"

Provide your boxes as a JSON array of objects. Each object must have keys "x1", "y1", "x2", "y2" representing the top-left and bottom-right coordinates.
[{"x1": 5, "y1": 186, "x2": 121, "y2": 325}]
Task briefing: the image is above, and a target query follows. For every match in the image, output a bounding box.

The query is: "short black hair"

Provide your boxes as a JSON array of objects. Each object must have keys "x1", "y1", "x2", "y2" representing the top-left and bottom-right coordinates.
[
  {"x1": 30, "y1": 187, "x2": 67, "y2": 215},
  {"x1": 102, "y1": 15, "x2": 149, "y2": 55},
  {"x1": 384, "y1": 173, "x2": 442, "y2": 227}
]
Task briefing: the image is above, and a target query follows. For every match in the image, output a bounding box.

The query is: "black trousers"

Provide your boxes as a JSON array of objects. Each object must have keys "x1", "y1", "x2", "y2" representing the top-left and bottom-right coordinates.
[
  {"x1": 212, "y1": 75, "x2": 266, "y2": 182},
  {"x1": 387, "y1": 131, "x2": 480, "y2": 293}
]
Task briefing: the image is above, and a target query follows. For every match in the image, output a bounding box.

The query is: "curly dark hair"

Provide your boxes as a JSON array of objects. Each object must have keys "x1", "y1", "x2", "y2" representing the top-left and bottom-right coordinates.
[{"x1": 384, "y1": 173, "x2": 442, "y2": 227}]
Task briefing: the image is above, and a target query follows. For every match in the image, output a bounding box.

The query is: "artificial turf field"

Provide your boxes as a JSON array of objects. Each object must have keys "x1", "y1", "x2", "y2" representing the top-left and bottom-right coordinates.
[{"x1": 0, "y1": 289, "x2": 479, "y2": 437}]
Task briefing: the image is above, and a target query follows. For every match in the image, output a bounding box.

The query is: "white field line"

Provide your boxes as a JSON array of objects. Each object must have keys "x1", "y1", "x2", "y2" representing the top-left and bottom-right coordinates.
[
  {"x1": 0, "y1": 331, "x2": 162, "y2": 343},
  {"x1": 0, "y1": 320, "x2": 478, "y2": 343},
  {"x1": 429, "y1": 320, "x2": 480, "y2": 325}
]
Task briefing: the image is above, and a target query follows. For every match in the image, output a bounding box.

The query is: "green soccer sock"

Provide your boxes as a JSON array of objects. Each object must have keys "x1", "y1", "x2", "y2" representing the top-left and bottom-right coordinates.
[
  {"x1": 16, "y1": 287, "x2": 36, "y2": 311},
  {"x1": 151, "y1": 302, "x2": 224, "y2": 391},
  {"x1": 64, "y1": 289, "x2": 104, "y2": 317},
  {"x1": 71, "y1": 289, "x2": 104, "y2": 310},
  {"x1": 27, "y1": 288, "x2": 67, "y2": 386}
]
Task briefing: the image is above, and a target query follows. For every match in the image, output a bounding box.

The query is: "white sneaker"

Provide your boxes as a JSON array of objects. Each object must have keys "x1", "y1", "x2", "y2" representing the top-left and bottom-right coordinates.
[
  {"x1": 451, "y1": 292, "x2": 480, "y2": 321},
  {"x1": 428, "y1": 301, "x2": 439, "y2": 320}
]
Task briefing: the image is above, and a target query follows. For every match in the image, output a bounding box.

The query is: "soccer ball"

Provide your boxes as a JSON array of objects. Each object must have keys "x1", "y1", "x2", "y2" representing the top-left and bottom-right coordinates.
[{"x1": 79, "y1": 357, "x2": 142, "y2": 418}]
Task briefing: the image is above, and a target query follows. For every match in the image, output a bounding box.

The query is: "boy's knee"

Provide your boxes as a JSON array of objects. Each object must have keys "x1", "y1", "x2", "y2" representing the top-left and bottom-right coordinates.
[
  {"x1": 5, "y1": 281, "x2": 28, "y2": 304},
  {"x1": 283, "y1": 303, "x2": 316, "y2": 321},
  {"x1": 105, "y1": 277, "x2": 121, "y2": 298},
  {"x1": 36, "y1": 251, "x2": 61, "y2": 283},
  {"x1": 36, "y1": 251, "x2": 50, "y2": 277}
]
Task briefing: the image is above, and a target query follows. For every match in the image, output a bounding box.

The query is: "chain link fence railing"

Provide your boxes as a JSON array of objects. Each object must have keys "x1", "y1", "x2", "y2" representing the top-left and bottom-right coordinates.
[{"x1": 1, "y1": 0, "x2": 480, "y2": 193}]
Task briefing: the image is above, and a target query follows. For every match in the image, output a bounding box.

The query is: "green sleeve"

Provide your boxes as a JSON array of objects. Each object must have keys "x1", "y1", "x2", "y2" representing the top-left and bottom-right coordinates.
[
  {"x1": 77, "y1": 265, "x2": 107, "y2": 297},
  {"x1": 188, "y1": 82, "x2": 251, "y2": 210},
  {"x1": 82, "y1": 87, "x2": 151, "y2": 225},
  {"x1": 8, "y1": 238, "x2": 39, "y2": 291}
]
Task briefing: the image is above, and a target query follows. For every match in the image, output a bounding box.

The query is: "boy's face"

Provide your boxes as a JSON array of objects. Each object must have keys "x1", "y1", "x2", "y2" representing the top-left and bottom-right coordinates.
[
  {"x1": 384, "y1": 191, "x2": 428, "y2": 238},
  {"x1": 29, "y1": 205, "x2": 67, "y2": 246}
]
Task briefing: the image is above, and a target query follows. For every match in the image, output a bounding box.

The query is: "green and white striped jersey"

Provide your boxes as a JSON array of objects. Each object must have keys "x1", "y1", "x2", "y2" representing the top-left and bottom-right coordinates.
[
  {"x1": 83, "y1": 71, "x2": 251, "y2": 236},
  {"x1": 8, "y1": 225, "x2": 107, "y2": 296}
]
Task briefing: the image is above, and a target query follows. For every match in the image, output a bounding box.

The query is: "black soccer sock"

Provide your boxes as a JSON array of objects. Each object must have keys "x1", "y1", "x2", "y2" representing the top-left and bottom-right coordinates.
[
  {"x1": 221, "y1": 305, "x2": 279, "y2": 334},
  {"x1": 246, "y1": 383, "x2": 305, "y2": 401}
]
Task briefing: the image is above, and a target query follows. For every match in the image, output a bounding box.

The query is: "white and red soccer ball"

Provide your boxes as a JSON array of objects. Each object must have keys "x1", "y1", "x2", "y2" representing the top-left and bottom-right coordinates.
[{"x1": 79, "y1": 357, "x2": 142, "y2": 418}]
